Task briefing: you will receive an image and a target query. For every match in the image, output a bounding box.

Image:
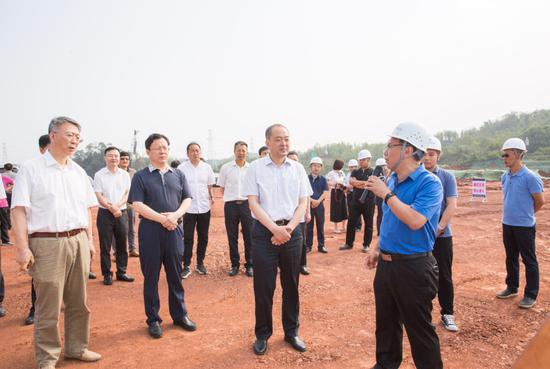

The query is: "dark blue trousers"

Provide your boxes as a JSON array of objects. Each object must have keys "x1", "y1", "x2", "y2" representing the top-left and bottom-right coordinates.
[
  {"x1": 252, "y1": 221, "x2": 302, "y2": 340},
  {"x1": 139, "y1": 220, "x2": 187, "y2": 325}
]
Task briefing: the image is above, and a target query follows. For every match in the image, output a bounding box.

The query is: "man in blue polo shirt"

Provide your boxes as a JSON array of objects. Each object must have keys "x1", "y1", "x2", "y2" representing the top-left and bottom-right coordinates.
[
  {"x1": 129, "y1": 133, "x2": 197, "y2": 339},
  {"x1": 424, "y1": 136, "x2": 459, "y2": 332},
  {"x1": 496, "y1": 138, "x2": 544, "y2": 309},
  {"x1": 366, "y1": 122, "x2": 443, "y2": 369},
  {"x1": 307, "y1": 157, "x2": 329, "y2": 254}
]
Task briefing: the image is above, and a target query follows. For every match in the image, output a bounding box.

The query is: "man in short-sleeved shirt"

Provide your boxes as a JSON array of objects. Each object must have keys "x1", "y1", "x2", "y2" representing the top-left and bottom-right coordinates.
[
  {"x1": 129, "y1": 133, "x2": 196, "y2": 339},
  {"x1": 366, "y1": 122, "x2": 443, "y2": 369},
  {"x1": 496, "y1": 138, "x2": 544, "y2": 309},
  {"x1": 178, "y1": 143, "x2": 216, "y2": 277},
  {"x1": 93, "y1": 146, "x2": 133, "y2": 285},
  {"x1": 424, "y1": 136, "x2": 459, "y2": 332},
  {"x1": 11, "y1": 116, "x2": 101, "y2": 368},
  {"x1": 243, "y1": 124, "x2": 312, "y2": 355},
  {"x1": 218, "y1": 141, "x2": 254, "y2": 277}
]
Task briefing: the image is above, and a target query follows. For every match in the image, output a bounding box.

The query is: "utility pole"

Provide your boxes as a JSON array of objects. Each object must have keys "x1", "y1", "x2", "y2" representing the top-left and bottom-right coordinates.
[{"x1": 132, "y1": 130, "x2": 139, "y2": 158}]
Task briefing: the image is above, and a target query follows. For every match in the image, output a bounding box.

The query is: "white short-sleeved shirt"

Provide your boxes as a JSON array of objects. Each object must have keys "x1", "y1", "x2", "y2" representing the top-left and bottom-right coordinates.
[
  {"x1": 93, "y1": 167, "x2": 131, "y2": 210},
  {"x1": 243, "y1": 156, "x2": 312, "y2": 221},
  {"x1": 217, "y1": 160, "x2": 249, "y2": 202},
  {"x1": 177, "y1": 160, "x2": 215, "y2": 214},
  {"x1": 11, "y1": 151, "x2": 98, "y2": 233}
]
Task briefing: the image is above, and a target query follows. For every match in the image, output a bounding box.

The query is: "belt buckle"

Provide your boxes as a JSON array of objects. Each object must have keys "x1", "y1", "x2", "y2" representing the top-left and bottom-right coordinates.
[{"x1": 381, "y1": 253, "x2": 392, "y2": 262}]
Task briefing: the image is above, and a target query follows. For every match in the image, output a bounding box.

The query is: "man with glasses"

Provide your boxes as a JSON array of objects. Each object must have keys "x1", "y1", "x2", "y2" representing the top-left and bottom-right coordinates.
[
  {"x1": 93, "y1": 147, "x2": 134, "y2": 286},
  {"x1": 11, "y1": 116, "x2": 101, "y2": 369},
  {"x1": 118, "y1": 151, "x2": 138, "y2": 257},
  {"x1": 496, "y1": 138, "x2": 544, "y2": 309},
  {"x1": 365, "y1": 122, "x2": 443, "y2": 369},
  {"x1": 129, "y1": 133, "x2": 197, "y2": 338},
  {"x1": 178, "y1": 142, "x2": 215, "y2": 278}
]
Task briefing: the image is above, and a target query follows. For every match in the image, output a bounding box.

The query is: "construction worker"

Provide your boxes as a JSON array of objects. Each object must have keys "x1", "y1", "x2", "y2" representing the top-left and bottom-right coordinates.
[{"x1": 496, "y1": 138, "x2": 544, "y2": 309}]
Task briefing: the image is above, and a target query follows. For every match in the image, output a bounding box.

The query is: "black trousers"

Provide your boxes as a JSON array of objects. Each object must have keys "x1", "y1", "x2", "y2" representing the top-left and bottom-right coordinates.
[
  {"x1": 346, "y1": 194, "x2": 362, "y2": 230},
  {"x1": 0, "y1": 207, "x2": 10, "y2": 243},
  {"x1": 252, "y1": 221, "x2": 302, "y2": 340},
  {"x1": 139, "y1": 220, "x2": 187, "y2": 325},
  {"x1": 183, "y1": 211, "x2": 211, "y2": 267},
  {"x1": 374, "y1": 254, "x2": 442, "y2": 369},
  {"x1": 97, "y1": 208, "x2": 128, "y2": 277},
  {"x1": 224, "y1": 201, "x2": 253, "y2": 268},
  {"x1": 300, "y1": 222, "x2": 307, "y2": 267},
  {"x1": 503, "y1": 224, "x2": 539, "y2": 299},
  {"x1": 376, "y1": 197, "x2": 383, "y2": 236},
  {"x1": 345, "y1": 199, "x2": 375, "y2": 247},
  {"x1": 127, "y1": 206, "x2": 136, "y2": 252},
  {"x1": 432, "y1": 237, "x2": 454, "y2": 315},
  {"x1": 306, "y1": 203, "x2": 325, "y2": 249}
]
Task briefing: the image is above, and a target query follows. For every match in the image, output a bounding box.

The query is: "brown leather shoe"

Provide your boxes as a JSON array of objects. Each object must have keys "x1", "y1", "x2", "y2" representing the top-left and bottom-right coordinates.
[
  {"x1": 65, "y1": 349, "x2": 102, "y2": 362},
  {"x1": 129, "y1": 250, "x2": 140, "y2": 257}
]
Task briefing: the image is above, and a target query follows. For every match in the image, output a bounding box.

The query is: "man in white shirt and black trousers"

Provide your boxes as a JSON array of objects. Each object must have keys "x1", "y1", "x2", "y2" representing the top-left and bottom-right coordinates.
[
  {"x1": 217, "y1": 141, "x2": 254, "y2": 277},
  {"x1": 243, "y1": 123, "x2": 312, "y2": 355},
  {"x1": 93, "y1": 146, "x2": 134, "y2": 285}
]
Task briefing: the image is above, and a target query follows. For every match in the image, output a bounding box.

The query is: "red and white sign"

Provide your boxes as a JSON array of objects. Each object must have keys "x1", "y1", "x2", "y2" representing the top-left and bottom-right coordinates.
[{"x1": 471, "y1": 178, "x2": 487, "y2": 200}]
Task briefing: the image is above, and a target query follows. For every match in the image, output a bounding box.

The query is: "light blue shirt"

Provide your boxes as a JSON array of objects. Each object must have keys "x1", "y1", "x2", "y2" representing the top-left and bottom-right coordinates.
[
  {"x1": 243, "y1": 156, "x2": 312, "y2": 221},
  {"x1": 379, "y1": 165, "x2": 443, "y2": 255},
  {"x1": 502, "y1": 166, "x2": 544, "y2": 227},
  {"x1": 432, "y1": 166, "x2": 458, "y2": 238}
]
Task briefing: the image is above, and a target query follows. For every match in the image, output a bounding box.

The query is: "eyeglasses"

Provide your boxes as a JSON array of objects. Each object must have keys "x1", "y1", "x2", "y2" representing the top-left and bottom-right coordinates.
[
  {"x1": 384, "y1": 143, "x2": 403, "y2": 151},
  {"x1": 501, "y1": 153, "x2": 509, "y2": 158}
]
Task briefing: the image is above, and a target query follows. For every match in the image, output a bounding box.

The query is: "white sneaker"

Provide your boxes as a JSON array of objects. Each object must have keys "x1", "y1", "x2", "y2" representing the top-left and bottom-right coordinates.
[{"x1": 441, "y1": 314, "x2": 458, "y2": 332}]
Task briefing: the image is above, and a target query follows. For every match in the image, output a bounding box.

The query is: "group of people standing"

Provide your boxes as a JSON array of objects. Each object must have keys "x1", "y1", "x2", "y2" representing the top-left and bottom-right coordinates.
[{"x1": 0, "y1": 117, "x2": 545, "y2": 369}]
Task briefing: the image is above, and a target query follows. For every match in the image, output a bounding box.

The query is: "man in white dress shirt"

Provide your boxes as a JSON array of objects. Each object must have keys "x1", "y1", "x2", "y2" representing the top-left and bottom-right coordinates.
[
  {"x1": 243, "y1": 124, "x2": 312, "y2": 355},
  {"x1": 178, "y1": 142, "x2": 215, "y2": 278},
  {"x1": 93, "y1": 146, "x2": 134, "y2": 285},
  {"x1": 11, "y1": 116, "x2": 101, "y2": 369},
  {"x1": 218, "y1": 141, "x2": 254, "y2": 277}
]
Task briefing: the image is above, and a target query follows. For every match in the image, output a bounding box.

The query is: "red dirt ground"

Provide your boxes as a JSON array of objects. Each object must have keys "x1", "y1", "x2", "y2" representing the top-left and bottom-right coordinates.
[{"x1": 0, "y1": 183, "x2": 549, "y2": 369}]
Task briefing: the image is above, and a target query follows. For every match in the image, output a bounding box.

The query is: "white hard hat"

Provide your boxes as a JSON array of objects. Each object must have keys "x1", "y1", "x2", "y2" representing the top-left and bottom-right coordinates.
[
  {"x1": 309, "y1": 157, "x2": 323, "y2": 166},
  {"x1": 375, "y1": 158, "x2": 386, "y2": 166},
  {"x1": 502, "y1": 138, "x2": 527, "y2": 151},
  {"x1": 357, "y1": 149, "x2": 372, "y2": 160},
  {"x1": 347, "y1": 159, "x2": 358, "y2": 167},
  {"x1": 390, "y1": 122, "x2": 431, "y2": 153},
  {"x1": 426, "y1": 136, "x2": 442, "y2": 151}
]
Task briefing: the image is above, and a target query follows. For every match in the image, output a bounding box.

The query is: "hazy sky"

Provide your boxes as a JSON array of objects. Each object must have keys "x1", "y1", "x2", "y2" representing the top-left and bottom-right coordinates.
[{"x1": 1, "y1": 0, "x2": 549, "y2": 163}]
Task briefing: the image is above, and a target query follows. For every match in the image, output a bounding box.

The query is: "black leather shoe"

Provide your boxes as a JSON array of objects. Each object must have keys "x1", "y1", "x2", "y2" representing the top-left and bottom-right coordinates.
[
  {"x1": 148, "y1": 321, "x2": 162, "y2": 339},
  {"x1": 339, "y1": 244, "x2": 353, "y2": 250},
  {"x1": 300, "y1": 266, "x2": 310, "y2": 275},
  {"x1": 0, "y1": 305, "x2": 6, "y2": 317},
  {"x1": 228, "y1": 266, "x2": 239, "y2": 277},
  {"x1": 174, "y1": 315, "x2": 197, "y2": 331},
  {"x1": 253, "y1": 339, "x2": 268, "y2": 355},
  {"x1": 318, "y1": 245, "x2": 328, "y2": 253},
  {"x1": 88, "y1": 272, "x2": 97, "y2": 280},
  {"x1": 25, "y1": 310, "x2": 34, "y2": 325},
  {"x1": 116, "y1": 274, "x2": 135, "y2": 282},
  {"x1": 284, "y1": 335, "x2": 306, "y2": 352},
  {"x1": 103, "y1": 275, "x2": 113, "y2": 285},
  {"x1": 245, "y1": 266, "x2": 254, "y2": 277}
]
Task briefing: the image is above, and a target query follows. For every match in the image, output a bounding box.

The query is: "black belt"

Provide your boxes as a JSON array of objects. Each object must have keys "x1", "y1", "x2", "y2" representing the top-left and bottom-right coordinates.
[
  {"x1": 274, "y1": 219, "x2": 290, "y2": 226},
  {"x1": 99, "y1": 208, "x2": 127, "y2": 213},
  {"x1": 379, "y1": 251, "x2": 431, "y2": 262},
  {"x1": 227, "y1": 200, "x2": 248, "y2": 205},
  {"x1": 30, "y1": 228, "x2": 85, "y2": 239}
]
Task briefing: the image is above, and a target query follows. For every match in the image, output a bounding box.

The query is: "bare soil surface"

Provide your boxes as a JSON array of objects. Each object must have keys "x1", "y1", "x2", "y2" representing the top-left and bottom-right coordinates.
[{"x1": 1, "y1": 183, "x2": 549, "y2": 369}]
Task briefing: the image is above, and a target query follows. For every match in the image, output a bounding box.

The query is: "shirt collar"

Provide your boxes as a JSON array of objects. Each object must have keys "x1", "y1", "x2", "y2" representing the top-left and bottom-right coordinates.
[
  {"x1": 148, "y1": 164, "x2": 174, "y2": 173},
  {"x1": 432, "y1": 166, "x2": 440, "y2": 174},
  {"x1": 264, "y1": 155, "x2": 291, "y2": 167},
  {"x1": 232, "y1": 160, "x2": 249, "y2": 168},
  {"x1": 43, "y1": 150, "x2": 75, "y2": 169},
  {"x1": 508, "y1": 166, "x2": 527, "y2": 177},
  {"x1": 391, "y1": 164, "x2": 424, "y2": 183}
]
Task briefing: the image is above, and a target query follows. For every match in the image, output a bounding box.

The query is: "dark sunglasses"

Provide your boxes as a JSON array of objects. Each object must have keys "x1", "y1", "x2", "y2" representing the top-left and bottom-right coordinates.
[{"x1": 501, "y1": 153, "x2": 509, "y2": 158}]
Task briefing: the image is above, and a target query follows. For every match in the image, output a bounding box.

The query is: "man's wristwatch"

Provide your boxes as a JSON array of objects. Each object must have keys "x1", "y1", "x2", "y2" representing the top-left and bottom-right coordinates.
[{"x1": 384, "y1": 191, "x2": 396, "y2": 204}]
